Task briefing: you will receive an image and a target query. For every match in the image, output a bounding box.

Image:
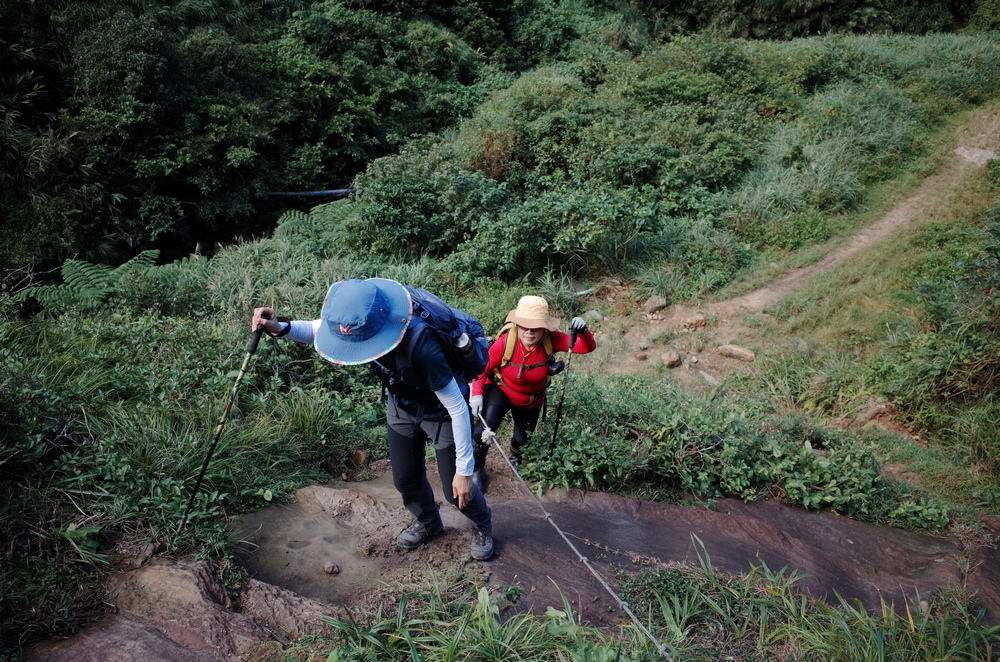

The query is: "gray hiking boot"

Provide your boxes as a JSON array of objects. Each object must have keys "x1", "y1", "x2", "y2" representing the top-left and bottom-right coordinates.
[
  {"x1": 397, "y1": 520, "x2": 444, "y2": 550},
  {"x1": 470, "y1": 524, "x2": 494, "y2": 560}
]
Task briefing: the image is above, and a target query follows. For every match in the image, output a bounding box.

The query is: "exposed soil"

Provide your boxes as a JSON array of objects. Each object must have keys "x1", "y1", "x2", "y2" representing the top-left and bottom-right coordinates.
[
  {"x1": 228, "y1": 465, "x2": 1000, "y2": 632},
  {"x1": 582, "y1": 111, "x2": 1000, "y2": 389},
  {"x1": 26, "y1": 110, "x2": 1000, "y2": 662}
]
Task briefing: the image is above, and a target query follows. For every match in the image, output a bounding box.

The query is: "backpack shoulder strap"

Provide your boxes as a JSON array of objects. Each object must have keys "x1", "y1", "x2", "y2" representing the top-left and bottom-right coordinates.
[
  {"x1": 497, "y1": 322, "x2": 518, "y2": 369},
  {"x1": 540, "y1": 329, "x2": 554, "y2": 356}
]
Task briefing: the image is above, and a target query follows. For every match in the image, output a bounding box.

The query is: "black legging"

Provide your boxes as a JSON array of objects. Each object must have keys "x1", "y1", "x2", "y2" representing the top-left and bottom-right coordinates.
[{"x1": 472, "y1": 383, "x2": 541, "y2": 470}]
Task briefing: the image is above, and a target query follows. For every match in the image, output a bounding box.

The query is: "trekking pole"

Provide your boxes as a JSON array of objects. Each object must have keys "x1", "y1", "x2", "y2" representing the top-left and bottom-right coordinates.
[
  {"x1": 176, "y1": 320, "x2": 267, "y2": 536},
  {"x1": 549, "y1": 328, "x2": 577, "y2": 446}
]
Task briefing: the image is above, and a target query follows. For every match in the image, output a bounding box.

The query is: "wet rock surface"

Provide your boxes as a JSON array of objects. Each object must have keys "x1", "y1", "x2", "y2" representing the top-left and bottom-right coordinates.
[{"x1": 27, "y1": 463, "x2": 1000, "y2": 661}]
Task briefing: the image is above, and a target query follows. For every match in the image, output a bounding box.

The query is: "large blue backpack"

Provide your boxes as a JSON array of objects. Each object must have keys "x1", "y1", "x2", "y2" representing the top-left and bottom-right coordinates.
[{"x1": 371, "y1": 286, "x2": 489, "y2": 405}]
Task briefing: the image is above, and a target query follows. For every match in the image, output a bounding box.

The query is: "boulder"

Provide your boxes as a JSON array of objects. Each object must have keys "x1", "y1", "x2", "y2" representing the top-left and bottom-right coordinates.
[
  {"x1": 717, "y1": 344, "x2": 756, "y2": 362},
  {"x1": 661, "y1": 351, "x2": 682, "y2": 368},
  {"x1": 641, "y1": 295, "x2": 667, "y2": 314}
]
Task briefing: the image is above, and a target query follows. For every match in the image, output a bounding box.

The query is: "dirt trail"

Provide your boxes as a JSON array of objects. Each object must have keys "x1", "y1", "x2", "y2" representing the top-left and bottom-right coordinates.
[
  {"x1": 713, "y1": 112, "x2": 1000, "y2": 318},
  {"x1": 582, "y1": 110, "x2": 1000, "y2": 384},
  {"x1": 712, "y1": 143, "x2": 997, "y2": 318}
]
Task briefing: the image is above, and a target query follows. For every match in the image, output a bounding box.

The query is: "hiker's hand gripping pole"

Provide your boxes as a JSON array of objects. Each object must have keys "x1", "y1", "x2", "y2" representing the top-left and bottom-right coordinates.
[{"x1": 176, "y1": 318, "x2": 267, "y2": 536}]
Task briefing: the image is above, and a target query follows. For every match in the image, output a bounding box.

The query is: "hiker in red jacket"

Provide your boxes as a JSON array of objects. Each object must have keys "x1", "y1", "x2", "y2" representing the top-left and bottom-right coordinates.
[{"x1": 469, "y1": 296, "x2": 596, "y2": 488}]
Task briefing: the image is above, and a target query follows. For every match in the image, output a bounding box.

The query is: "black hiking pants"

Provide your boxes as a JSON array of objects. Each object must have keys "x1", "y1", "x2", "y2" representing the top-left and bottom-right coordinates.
[
  {"x1": 386, "y1": 397, "x2": 491, "y2": 531},
  {"x1": 472, "y1": 383, "x2": 541, "y2": 471}
]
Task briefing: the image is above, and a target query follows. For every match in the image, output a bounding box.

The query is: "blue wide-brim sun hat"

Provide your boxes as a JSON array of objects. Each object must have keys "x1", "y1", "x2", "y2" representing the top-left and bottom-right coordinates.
[{"x1": 314, "y1": 278, "x2": 412, "y2": 365}]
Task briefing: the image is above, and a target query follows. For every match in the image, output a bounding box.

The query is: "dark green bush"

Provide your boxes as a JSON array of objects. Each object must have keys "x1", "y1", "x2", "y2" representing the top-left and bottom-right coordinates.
[
  {"x1": 638, "y1": 0, "x2": 960, "y2": 39},
  {"x1": 968, "y1": 0, "x2": 1000, "y2": 31},
  {"x1": 446, "y1": 183, "x2": 667, "y2": 280},
  {"x1": 347, "y1": 138, "x2": 509, "y2": 259}
]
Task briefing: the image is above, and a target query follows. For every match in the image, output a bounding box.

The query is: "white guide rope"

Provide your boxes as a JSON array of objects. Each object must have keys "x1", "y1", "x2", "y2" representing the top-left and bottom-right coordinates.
[{"x1": 477, "y1": 416, "x2": 672, "y2": 660}]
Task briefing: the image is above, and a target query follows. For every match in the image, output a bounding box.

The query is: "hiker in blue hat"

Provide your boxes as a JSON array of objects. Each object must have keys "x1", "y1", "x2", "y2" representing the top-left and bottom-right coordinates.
[{"x1": 251, "y1": 278, "x2": 494, "y2": 560}]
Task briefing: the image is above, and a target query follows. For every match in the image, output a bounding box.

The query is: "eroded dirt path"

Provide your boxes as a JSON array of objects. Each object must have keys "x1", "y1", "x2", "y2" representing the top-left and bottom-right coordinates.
[
  {"x1": 713, "y1": 131, "x2": 1000, "y2": 318},
  {"x1": 582, "y1": 109, "x2": 1000, "y2": 384},
  {"x1": 712, "y1": 184, "x2": 943, "y2": 317}
]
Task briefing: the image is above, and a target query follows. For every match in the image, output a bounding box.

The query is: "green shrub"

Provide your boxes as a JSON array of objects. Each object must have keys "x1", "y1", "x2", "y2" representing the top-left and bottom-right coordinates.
[
  {"x1": 522, "y1": 375, "x2": 948, "y2": 530},
  {"x1": 446, "y1": 183, "x2": 666, "y2": 280},
  {"x1": 987, "y1": 159, "x2": 1000, "y2": 189},
  {"x1": 968, "y1": 0, "x2": 1000, "y2": 31},
  {"x1": 868, "y1": 224, "x2": 1000, "y2": 437},
  {"x1": 347, "y1": 138, "x2": 509, "y2": 259}
]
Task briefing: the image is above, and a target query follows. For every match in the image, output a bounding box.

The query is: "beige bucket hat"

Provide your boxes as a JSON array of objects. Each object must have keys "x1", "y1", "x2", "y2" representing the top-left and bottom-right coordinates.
[{"x1": 505, "y1": 295, "x2": 560, "y2": 331}]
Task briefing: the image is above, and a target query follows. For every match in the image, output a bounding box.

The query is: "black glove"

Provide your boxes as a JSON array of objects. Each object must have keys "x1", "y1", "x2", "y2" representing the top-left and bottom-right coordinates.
[{"x1": 568, "y1": 317, "x2": 587, "y2": 334}]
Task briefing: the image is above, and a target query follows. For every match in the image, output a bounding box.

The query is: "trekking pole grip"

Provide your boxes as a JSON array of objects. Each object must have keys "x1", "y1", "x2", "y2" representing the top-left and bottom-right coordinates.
[{"x1": 247, "y1": 325, "x2": 265, "y2": 355}]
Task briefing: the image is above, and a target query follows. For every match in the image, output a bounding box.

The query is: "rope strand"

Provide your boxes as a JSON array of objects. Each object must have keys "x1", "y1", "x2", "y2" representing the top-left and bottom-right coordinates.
[{"x1": 478, "y1": 417, "x2": 673, "y2": 660}]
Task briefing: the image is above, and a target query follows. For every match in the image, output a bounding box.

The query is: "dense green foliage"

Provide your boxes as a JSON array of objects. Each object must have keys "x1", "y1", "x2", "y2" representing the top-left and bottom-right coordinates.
[
  {"x1": 5, "y1": 1, "x2": 1000, "y2": 659},
  {"x1": 342, "y1": 32, "x2": 1000, "y2": 292},
  {"x1": 2, "y1": 0, "x2": 997, "y2": 266},
  {"x1": 872, "y1": 220, "x2": 1000, "y2": 474},
  {"x1": 520, "y1": 375, "x2": 949, "y2": 529},
  {"x1": 1, "y1": 0, "x2": 485, "y2": 264}
]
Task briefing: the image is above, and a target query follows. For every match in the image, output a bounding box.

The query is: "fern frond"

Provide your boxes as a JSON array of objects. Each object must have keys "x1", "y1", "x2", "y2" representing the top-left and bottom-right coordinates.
[
  {"x1": 275, "y1": 210, "x2": 320, "y2": 239},
  {"x1": 109, "y1": 249, "x2": 160, "y2": 285},
  {"x1": 61, "y1": 260, "x2": 114, "y2": 291},
  {"x1": 14, "y1": 283, "x2": 106, "y2": 317},
  {"x1": 119, "y1": 249, "x2": 160, "y2": 272},
  {"x1": 311, "y1": 199, "x2": 356, "y2": 227}
]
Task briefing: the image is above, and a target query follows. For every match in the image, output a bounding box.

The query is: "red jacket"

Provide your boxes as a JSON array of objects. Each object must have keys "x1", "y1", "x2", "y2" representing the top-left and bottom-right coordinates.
[{"x1": 471, "y1": 328, "x2": 596, "y2": 408}]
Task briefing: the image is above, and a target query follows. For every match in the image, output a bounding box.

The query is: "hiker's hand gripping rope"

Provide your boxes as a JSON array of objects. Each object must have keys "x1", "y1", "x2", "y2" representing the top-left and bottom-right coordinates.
[{"x1": 470, "y1": 394, "x2": 484, "y2": 419}]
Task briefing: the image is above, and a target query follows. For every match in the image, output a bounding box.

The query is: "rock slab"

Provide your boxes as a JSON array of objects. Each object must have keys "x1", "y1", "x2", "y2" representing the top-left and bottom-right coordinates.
[{"x1": 25, "y1": 560, "x2": 339, "y2": 662}]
